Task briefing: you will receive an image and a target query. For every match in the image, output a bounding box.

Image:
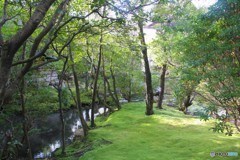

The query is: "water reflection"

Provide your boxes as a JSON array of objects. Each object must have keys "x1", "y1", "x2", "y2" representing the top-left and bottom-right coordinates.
[{"x1": 33, "y1": 107, "x2": 106, "y2": 159}]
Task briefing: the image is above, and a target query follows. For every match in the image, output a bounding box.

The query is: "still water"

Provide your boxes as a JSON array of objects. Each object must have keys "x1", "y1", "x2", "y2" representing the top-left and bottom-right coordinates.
[{"x1": 33, "y1": 108, "x2": 106, "y2": 159}]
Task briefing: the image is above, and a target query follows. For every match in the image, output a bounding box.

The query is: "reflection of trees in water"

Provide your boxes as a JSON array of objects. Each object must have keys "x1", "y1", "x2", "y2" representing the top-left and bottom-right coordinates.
[
  {"x1": 31, "y1": 109, "x2": 81, "y2": 157},
  {"x1": 0, "y1": 107, "x2": 103, "y2": 158},
  {"x1": 32, "y1": 107, "x2": 102, "y2": 158}
]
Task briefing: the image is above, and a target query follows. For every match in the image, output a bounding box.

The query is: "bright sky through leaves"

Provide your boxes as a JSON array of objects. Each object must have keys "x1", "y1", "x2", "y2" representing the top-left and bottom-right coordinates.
[{"x1": 192, "y1": 0, "x2": 218, "y2": 8}]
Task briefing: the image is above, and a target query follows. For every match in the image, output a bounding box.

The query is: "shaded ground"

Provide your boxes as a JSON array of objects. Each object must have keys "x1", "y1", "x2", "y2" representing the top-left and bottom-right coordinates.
[{"x1": 57, "y1": 102, "x2": 240, "y2": 160}]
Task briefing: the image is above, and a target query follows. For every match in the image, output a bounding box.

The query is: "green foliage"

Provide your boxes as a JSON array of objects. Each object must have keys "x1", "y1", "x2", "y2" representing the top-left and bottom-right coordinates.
[
  {"x1": 81, "y1": 91, "x2": 92, "y2": 104},
  {"x1": 1, "y1": 139, "x2": 23, "y2": 160},
  {"x1": 62, "y1": 87, "x2": 73, "y2": 107},
  {"x1": 25, "y1": 86, "x2": 72, "y2": 115},
  {"x1": 3, "y1": 0, "x2": 240, "y2": 158},
  {"x1": 91, "y1": 0, "x2": 106, "y2": 9},
  {"x1": 26, "y1": 87, "x2": 57, "y2": 114},
  {"x1": 200, "y1": 105, "x2": 217, "y2": 121},
  {"x1": 211, "y1": 121, "x2": 233, "y2": 136},
  {"x1": 151, "y1": 0, "x2": 240, "y2": 131},
  {"x1": 151, "y1": 73, "x2": 160, "y2": 92}
]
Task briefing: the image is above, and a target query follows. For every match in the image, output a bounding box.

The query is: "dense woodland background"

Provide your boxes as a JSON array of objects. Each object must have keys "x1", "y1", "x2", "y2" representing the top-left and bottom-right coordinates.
[{"x1": 0, "y1": 0, "x2": 240, "y2": 159}]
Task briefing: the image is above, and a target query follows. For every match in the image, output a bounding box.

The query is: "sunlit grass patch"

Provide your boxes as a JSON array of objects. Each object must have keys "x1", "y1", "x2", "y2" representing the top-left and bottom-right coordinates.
[{"x1": 60, "y1": 102, "x2": 240, "y2": 160}]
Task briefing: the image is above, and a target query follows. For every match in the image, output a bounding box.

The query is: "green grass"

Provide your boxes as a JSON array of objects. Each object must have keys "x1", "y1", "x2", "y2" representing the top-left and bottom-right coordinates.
[{"x1": 59, "y1": 102, "x2": 240, "y2": 160}]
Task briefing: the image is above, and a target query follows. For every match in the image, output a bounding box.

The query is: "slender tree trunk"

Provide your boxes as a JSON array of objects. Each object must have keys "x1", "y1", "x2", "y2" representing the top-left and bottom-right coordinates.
[
  {"x1": 20, "y1": 80, "x2": 33, "y2": 160},
  {"x1": 90, "y1": 30, "x2": 103, "y2": 127},
  {"x1": 85, "y1": 108, "x2": 90, "y2": 121},
  {"x1": 127, "y1": 74, "x2": 132, "y2": 102},
  {"x1": 85, "y1": 72, "x2": 89, "y2": 91},
  {"x1": 85, "y1": 38, "x2": 90, "y2": 91},
  {"x1": 56, "y1": 57, "x2": 69, "y2": 155},
  {"x1": 19, "y1": 42, "x2": 33, "y2": 159},
  {"x1": 102, "y1": 55, "x2": 115, "y2": 114},
  {"x1": 96, "y1": 88, "x2": 114, "y2": 113},
  {"x1": 157, "y1": 64, "x2": 167, "y2": 109},
  {"x1": 69, "y1": 46, "x2": 88, "y2": 136},
  {"x1": 138, "y1": 20, "x2": 153, "y2": 115},
  {"x1": 57, "y1": 87, "x2": 66, "y2": 155},
  {"x1": 102, "y1": 53, "x2": 120, "y2": 110},
  {"x1": 127, "y1": 58, "x2": 134, "y2": 102},
  {"x1": 1, "y1": 131, "x2": 12, "y2": 159},
  {"x1": 103, "y1": 74, "x2": 119, "y2": 109},
  {"x1": 103, "y1": 74, "x2": 107, "y2": 115},
  {"x1": 110, "y1": 67, "x2": 121, "y2": 110},
  {"x1": 102, "y1": 55, "x2": 107, "y2": 115}
]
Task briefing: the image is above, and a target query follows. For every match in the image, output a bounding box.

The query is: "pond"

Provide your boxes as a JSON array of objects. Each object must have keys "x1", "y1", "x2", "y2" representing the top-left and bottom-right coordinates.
[{"x1": 32, "y1": 107, "x2": 106, "y2": 159}]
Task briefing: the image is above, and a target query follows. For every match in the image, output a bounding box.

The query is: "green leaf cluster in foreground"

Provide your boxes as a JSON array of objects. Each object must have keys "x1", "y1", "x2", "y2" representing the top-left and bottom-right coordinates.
[{"x1": 58, "y1": 102, "x2": 240, "y2": 160}]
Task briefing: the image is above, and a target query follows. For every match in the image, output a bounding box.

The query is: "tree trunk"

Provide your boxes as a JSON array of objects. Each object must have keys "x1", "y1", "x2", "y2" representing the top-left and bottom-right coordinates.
[
  {"x1": 102, "y1": 55, "x2": 111, "y2": 115},
  {"x1": 85, "y1": 72, "x2": 89, "y2": 91},
  {"x1": 90, "y1": 30, "x2": 103, "y2": 127},
  {"x1": 85, "y1": 108, "x2": 90, "y2": 121},
  {"x1": 0, "y1": 45, "x2": 13, "y2": 110},
  {"x1": 157, "y1": 64, "x2": 167, "y2": 109},
  {"x1": 184, "y1": 94, "x2": 192, "y2": 113},
  {"x1": 19, "y1": 42, "x2": 33, "y2": 159},
  {"x1": 69, "y1": 46, "x2": 88, "y2": 137},
  {"x1": 57, "y1": 88, "x2": 66, "y2": 155},
  {"x1": 103, "y1": 73, "x2": 120, "y2": 109},
  {"x1": 1, "y1": 131, "x2": 13, "y2": 159},
  {"x1": 56, "y1": 57, "x2": 69, "y2": 155},
  {"x1": 127, "y1": 58, "x2": 134, "y2": 102},
  {"x1": 234, "y1": 117, "x2": 240, "y2": 132},
  {"x1": 127, "y1": 74, "x2": 132, "y2": 102},
  {"x1": 102, "y1": 54, "x2": 119, "y2": 110},
  {"x1": 96, "y1": 88, "x2": 115, "y2": 113},
  {"x1": 180, "y1": 92, "x2": 194, "y2": 114},
  {"x1": 138, "y1": 20, "x2": 153, "y2": 115},
  {"x1": 103, "y1": 70, "x2": 107, "y2": 115},
  {"x1": 85, "y1": 38, "x2": 90, "y2": 91},
  {"x1": 0, "y1": 0, "x2": 59, "y2": 110},
  {"x1": 20, "y1": 79, "x2": 33, "y2": 159},
  {"x1": 110, "y1": 67, "x2": 121, "y2": 110}
]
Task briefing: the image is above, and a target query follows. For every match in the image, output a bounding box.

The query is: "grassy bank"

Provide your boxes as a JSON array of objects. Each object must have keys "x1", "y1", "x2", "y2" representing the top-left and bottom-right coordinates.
[{"x1": 58, "y1": 102, "x2": 240, "y2": 160}]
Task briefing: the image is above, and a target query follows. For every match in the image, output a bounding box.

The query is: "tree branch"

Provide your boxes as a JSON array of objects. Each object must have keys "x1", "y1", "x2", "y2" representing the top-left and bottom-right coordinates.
[
  {"x1": 95, "y1": 9, "x2": 123, "y2": 21},
  {"x1": 30, "y1": 58, "x2": 59, "y2": 70},
  {"x1": 0, "y1": 0, "x2": 8, "y2": 27},
  {"x1": 15, "y1": 0, "x2": 70, "y2": 80},
  {"x1": 107, "y1": 0, "x2": 158, "y2": 16},
  {"x1": 11, "y1": 7, "x2": 97, "y2": 67},
  {"x1": 0, "y1": 0, "x2": 8, "y2": 44},
  {"x1": 57, "y1": 22, "x2": 90, "y2": 55},
  {"x1": 8, "y1": 0, "x2": 56, "y2": 56}
]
